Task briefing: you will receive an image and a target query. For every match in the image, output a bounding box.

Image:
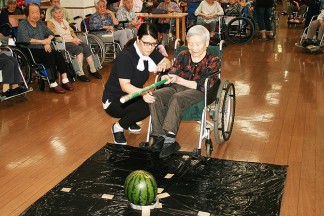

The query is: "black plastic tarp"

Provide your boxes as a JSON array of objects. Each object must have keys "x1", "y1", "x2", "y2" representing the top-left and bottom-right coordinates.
[{"x1": 21, "y1": 144, "x2": 288, "y2": 216}]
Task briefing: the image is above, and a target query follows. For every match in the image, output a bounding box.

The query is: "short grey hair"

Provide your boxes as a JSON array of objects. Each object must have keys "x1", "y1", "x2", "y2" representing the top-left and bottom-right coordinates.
[
  {"x1": 94, "y1": 0, "x2": 107, "y2": 7},
  {"x1": 186, "y1": 25, "x2": 210, "y2": 43},
  {"x1": 6, "y1": 0, "x2": 16, "y2": 6},
  {"x1": 49, "y1": 5, "x2": 62, "y2": 17}
]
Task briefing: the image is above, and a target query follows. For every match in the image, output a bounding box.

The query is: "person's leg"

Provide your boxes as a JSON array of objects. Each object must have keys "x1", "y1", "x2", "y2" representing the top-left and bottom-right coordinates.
[
  {"x1": 287, "y1": 5, "x2": 294, "y2": 21},
  {"x1": 162, "y1": 84, "x2": 204, "y2": 135},
  {"x1": 306, "y1": 20, "x2": 319, "y2": 40},
  {"x1": 150, "y1": 86, "x2": 177, "y2": 137},
  {"x1": 255, "y1": 7, "x2": 267, "y2": 40},
  {"x1": 113, "y1": 30, "x2": 128, "y2": 49},
  {"x1": 317, "y1": 23, "x2": 324, "y2": 44},
  {"x1": 66, "y1": 42, "x2": 89, "y2": 81},
  {"x1": 106, "y1": 97, "x2": 150, "y2": 144},
  {"x1": 51, "y1": 50, "x2": 74, "y2": 91},
  {"x1": 209, "y1": 19, "x2": 217, "y2": 37},
  {"x1": 125, "y1": 28, "x2": 134, "y2": 40},
  {"x1": 0, "y1": 54, "x2": 14, "y2": 94},
  {"x1": 264, "y1": 7, "x2": 273, "y2": 38}
]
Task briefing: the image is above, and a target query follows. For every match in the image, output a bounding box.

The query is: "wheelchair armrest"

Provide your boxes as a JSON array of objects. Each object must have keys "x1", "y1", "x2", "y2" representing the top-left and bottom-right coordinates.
[
  {"x1": 73, "y1": 16, "x2": 83, "y2": 20},
  {"x1": 15, "y1": 41, "x2": 31, "y2": 47},
  {"x1": 88, "y1": 29, "x2": 107, "y2": 33}
]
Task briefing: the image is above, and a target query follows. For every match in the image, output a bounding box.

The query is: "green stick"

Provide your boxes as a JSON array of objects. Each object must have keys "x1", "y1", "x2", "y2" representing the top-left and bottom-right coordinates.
[{"x1": 120, "y1": 79, "x2": 168, "y2": 104}]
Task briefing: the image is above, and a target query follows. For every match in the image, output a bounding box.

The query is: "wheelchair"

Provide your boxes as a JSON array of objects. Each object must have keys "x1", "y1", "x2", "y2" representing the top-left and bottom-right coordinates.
[
  {"x1": 294, "y1": 14, "x2": 324, "y2": 53},
  {"x1": 139, "y1": 40, "x2": 236, "y2": 158},
  {"x1": 73, "y1": 16, "x2": 107, "y2": 65},
  {"x1": 51, "y1": 34, "x2": 103, "y2": 81},
  {"x1": 77, "y1": 15, "x2": 123, "y2": 63},
  {"x1": 0, "y1": 45, "x2": 33, "y2": 102}
]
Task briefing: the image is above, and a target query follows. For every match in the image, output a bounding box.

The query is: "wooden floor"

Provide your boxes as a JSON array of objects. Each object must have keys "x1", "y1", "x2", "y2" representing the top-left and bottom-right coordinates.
[{"x1": 1, "y1": 13, "x2": 324, "y2": 216}]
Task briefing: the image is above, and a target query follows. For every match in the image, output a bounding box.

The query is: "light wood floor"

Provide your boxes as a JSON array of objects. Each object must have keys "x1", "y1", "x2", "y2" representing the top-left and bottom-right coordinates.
[{"x1": 1, "y1": 14, "x2": 324, "y2": 216}]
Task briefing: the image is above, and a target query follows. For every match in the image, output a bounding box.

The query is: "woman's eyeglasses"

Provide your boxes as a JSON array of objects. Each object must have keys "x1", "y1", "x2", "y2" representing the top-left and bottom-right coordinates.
[{"x1": 141, "y1": 39, "x2": 158, "y2": 48}]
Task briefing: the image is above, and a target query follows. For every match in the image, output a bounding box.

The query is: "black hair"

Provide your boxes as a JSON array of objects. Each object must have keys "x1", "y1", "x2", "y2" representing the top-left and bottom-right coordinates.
[
  {"x1": 24, "y1": 2, "x2": 40, "y2": 17},
  {"x1": 124, "y1": 22, "x2": 159, "y2": 48},
  {"x1": 137, "y1": 22, "x2": 158, "y2": 40}
]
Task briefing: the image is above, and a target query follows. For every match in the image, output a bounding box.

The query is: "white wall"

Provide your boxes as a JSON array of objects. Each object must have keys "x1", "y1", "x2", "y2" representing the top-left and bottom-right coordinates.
[{"x1": 60, "y1": 0, "x2": 96, "y2": 19}]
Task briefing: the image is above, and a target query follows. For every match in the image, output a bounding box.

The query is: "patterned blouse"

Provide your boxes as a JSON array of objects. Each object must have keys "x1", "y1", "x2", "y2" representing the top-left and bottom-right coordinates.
[
  {"x1": 89, "y1": 12, "x2": 113, "y2": 30},
  {"x1": 116, "y1": 6, "x2": 138, "y2": 25},
  {"x1": 169, "y1": 50, "x2": 220, "y2": 92}
]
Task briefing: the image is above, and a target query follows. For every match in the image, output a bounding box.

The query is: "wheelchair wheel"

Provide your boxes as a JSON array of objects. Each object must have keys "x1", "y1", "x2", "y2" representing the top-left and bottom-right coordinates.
[
  {"x1": 213, "y1": 80, "x2": 236, "y2": 144},
  {"x1": 87, "y1": 34, "x2": 106, "y2": 65},
  {"x1": 226, "y1": 17, "x2": 255, "y2": 44},
  {"x1": 12, "y1": 47, "x2": 32, "y2": 84}
]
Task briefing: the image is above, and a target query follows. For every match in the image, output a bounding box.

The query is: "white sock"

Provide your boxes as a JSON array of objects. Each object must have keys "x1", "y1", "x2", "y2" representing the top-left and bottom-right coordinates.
[
  {"x1": 62, "y1": 78, "x2": 69, "y2": 84},
  {"x1": 50, "y1": 82, "x2": 58, "y2": 88},
  {"x1": 113, "y1": 122, "x2": 124, "y2": 132}
]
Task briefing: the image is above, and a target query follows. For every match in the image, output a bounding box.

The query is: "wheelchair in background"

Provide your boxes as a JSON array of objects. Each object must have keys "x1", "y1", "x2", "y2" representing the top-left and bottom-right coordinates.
[
  {"x1": 0, "y1": 45, "x2": 33, "y2": 102},
  {"x1": 140, "y1": 40, "x2": 236, "y2": 158},
  {"x1": 51, "y1": 34, "x2": 102, "y2": 81}
]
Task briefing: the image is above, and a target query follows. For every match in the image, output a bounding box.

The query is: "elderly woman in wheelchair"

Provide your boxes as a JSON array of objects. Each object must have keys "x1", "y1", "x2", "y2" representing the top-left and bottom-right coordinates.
[
  {"x1": 16, "y1": 2, "x2": 73, "y2": 94},
  {"x1": 143, "y1": 25, "x2": 222, "y2": 158},
  {"x1": 47, "y1": 5, "x2": 102, "y2": 81},
  {"x1": 90, "y1": 0, "x2": 133, "y2": 49}
]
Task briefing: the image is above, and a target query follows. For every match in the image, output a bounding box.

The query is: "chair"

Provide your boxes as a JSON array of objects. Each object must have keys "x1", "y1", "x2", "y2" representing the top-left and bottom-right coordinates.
[
  {"x1": 0, "y1": 45, "x2": 33, "y2": 101},
  {"x1": 186, "y1": 1, "x2": 201, "y2": 29},
  {"x1": 140, "y1": 41, "x2": 236, "y2": 157},
  {"x1": 79, "y1": 15, "x2": 122, "y2": 62},
  {"x1": 51, "y1": 34, "x2": 102, "y2": 81}
]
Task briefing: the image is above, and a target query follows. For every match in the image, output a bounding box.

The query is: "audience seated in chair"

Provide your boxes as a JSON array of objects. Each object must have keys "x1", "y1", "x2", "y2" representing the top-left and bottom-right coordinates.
[
  {"x1": 287, "y1": 0, "x2": 308, "y2": 23},
  {"x1": 155, "y1": 0, "x2": 182, "y2": 45},
  {"x1": 45, "y1": 0, "x2": 74, "y2": 24},
  {"x1": 0, "y1": 0, "x2": 24, "y2": 38},
  {"x1": 119, "y1": 0, "x2": 144, "y2": 12},
  {"x1": 90, "y1": 0, "x2": 133, "y2": 49},
  {"x1": 194, "y1": 0, "x2": 224, "y2": 38},
  {"x1": 17, "y1": 3, "x2": 74, "y2": 94},
  {"x1": 146, "y1": 25, "x2": 221, "y2": 158},
  {"x1": 224, "y1": 0, "x2": 242, "y2": 15},
  {"x1": 302, "y1": 9, "x2": 324, "y2": 47},
  {"x1": 47, "y1": 5, "x2": 102, "y2": 81},
  {"x1": 0, "y1": 50, "x2": 27, "y2": 97},
  {"x1": 116, "y1": 0, "x2": 142, "y2": 36}
]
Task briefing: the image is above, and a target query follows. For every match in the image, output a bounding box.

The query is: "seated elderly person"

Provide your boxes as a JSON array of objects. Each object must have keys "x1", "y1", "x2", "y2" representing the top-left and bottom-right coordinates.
[
  {"x1": 302, "y1": 9, "x2": 324, "y2": 47},
  {"x1": 89, "y1": 0, "x2": 133, "y2": 49},
  {"x1": 116, "y1": 0, "x2": 142, "y2": 36},
  {"x1": 0, "y1": 51, "x2": 27, "y2": 97},
  {"x1": 119, "y1": 0, "x2": 143, "y2": 12},
  {"x1": 287, "y1": 0, "x2": 307, "y2": 23},
  {"x1": 155, "y1": 0, "x2": 182, "y2": 45},
  {"x1": 195, "y1": 0, "x2": 224, "y2": 38},
  {"x1": 45, "y1": 0, "x2": 74, "y2": 24},
  {"x1": 17, "y1": 2, "x2": 73, "y2": 94},
  {"x1": 0, "y1": 0, "x2": 24, "y2": 38},
  {"x1": 47, "y1": 5, "x2": 102, "y2": 81},
  {"x1": 145, "y1": 25, "x2": 221, "y2": 158}
]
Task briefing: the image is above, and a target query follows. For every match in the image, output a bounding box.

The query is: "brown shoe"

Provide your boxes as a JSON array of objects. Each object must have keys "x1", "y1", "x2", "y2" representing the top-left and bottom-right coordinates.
[
  {"x1": 62, "y1": 82, "x2": 74, "y2": 91},
  {"x1": 52, "y1": 86, "x2": 66, "y2": 93}
]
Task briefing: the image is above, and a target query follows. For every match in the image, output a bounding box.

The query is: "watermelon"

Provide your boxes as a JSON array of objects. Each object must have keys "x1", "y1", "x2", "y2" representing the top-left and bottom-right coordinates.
[{"x1": 124, "y1": 170, "x2": 158, "y2": 206}]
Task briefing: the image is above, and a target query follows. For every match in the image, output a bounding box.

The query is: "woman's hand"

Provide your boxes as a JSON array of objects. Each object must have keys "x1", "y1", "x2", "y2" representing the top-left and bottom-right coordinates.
[
  {"x1": 44, "y1": 44, "x2": 52, "y2": 53},
  {"x1": 142, "y1": 91, "x2": 155, "y2": 103},
  {"x1": 43, "y1": 38, "x2": 52, "y2": 45},
  {"x1": 156, "y1": 62, "x2": 168, "y2": 72},
  {"x1": 72, "y1": 38, "x2": 82, "y2": 45},
  {"x1": 162, "y1": 74, "x2": 178, "y2": 84}
]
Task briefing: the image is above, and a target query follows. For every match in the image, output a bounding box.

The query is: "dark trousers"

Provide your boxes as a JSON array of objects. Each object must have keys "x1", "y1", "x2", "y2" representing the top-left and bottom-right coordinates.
[
  {"x1": 149, "y1": 84, "x2": 204, "y2": 136},
  {"x1": 255, "y1": 6, "x2": 272, "y2": 32},
  {"x1": 30, "y1": 49, "x2": 69, "y2": 82},
  {"x1": 105, "y1": 97, "x2": 150, "y2": 129},
  {"x1": 0, "y1": 53, "x2": 20, "y2": 84}
]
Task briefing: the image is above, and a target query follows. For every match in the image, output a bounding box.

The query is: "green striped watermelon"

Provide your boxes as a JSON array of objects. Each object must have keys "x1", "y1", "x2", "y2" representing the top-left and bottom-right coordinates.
[{"x1": 124, "y1": 170, "x2": 158, "y2": 206}]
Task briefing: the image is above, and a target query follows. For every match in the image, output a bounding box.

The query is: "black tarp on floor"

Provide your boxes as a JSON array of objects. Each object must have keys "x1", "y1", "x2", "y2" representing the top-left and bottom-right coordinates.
[{"x1": 21, "y1": 144, "x2": 288, "y2": 216}]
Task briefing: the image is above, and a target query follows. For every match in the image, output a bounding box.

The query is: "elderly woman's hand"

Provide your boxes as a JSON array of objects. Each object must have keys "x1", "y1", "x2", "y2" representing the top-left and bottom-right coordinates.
[
  {"x1": 72, "y1": 38, "x2": 82, "y2": 45},
  {"x1": 156, "y1": 62, "x2": 168, "y2": 73},
  {"x1": 142, "y1": 91, "x2": 155, "y2": 103},
  {"x1": 44, "y1": 44, "x2": 52, "y2": 53}
]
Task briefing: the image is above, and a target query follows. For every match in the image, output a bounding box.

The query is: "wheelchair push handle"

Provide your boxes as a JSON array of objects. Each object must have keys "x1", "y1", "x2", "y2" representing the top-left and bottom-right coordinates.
[{"x1": 120, "y1": 78, "x2": 169, "y2": 104}]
